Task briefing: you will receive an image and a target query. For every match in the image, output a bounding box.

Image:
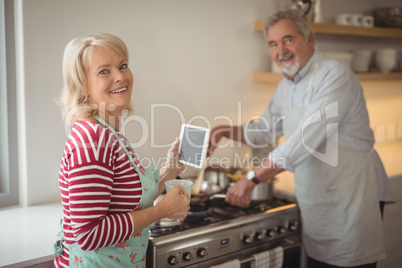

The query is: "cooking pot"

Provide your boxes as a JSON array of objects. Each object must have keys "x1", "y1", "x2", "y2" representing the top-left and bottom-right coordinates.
[
  {"x1": 190, "y1": 180, "x2": 225, "y2": 204},
  {"x1": 228, "y1": 177, "x2": 277, "y2": 202},
  {"x1": 250, "y1": 178, "x2": 276, "y2": 202},
  {"x1": 204, "y1": 166, "x2": 234, "y2": 192}
]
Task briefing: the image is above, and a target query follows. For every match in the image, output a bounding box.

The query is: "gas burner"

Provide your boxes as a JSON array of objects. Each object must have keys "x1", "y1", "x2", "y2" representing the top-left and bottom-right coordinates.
[
  {"x1": 212, "y1": 206, "x2": 247, "y2": 218},
  {"x1": 188, "y1": 205, "x2": 212, "y2": 217},
  {"x1": 149, "y1": 224, "x2": 185, "y2": 237}
]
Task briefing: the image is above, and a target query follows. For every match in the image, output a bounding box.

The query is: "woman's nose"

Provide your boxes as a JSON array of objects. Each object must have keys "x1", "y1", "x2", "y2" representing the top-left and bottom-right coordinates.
[{"x1": 114, "y1": 69, "x2": 125, "y2": 82}]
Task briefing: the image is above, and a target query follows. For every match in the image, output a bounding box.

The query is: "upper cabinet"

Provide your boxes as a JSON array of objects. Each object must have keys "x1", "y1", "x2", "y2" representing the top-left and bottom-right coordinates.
[{"x1": 254, "y1": 21, "x2": 402, "y2": 83}]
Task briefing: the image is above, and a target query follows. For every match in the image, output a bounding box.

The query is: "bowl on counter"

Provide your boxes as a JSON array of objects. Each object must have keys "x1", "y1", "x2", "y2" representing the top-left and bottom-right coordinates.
[
  {"x1": 373, "y1": 7, "x2": 402, "y2": 28},
  {"x1": 375, "y1": 48, "x2": 397, "y2": 73},
  {"x1": 351, "y1": 49, "x2": 373, "y2": 72}
]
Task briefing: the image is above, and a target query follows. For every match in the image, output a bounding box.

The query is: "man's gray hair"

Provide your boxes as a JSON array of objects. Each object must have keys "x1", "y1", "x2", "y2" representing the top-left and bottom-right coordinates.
[{"x1": 264, "y1": 9, "x2": 312, "y2": 40}]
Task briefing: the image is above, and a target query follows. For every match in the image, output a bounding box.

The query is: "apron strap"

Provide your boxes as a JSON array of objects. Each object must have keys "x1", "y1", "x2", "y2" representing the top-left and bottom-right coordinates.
[
  {"x1": 304, "y1": 53, "x2": 322, "y2": 106},
  {"x1": 283, "y1": 52, "x2": 322, "y2": 108},
  {"x1": 93, "y1": 115, "x2": 144, "y2": 176}
]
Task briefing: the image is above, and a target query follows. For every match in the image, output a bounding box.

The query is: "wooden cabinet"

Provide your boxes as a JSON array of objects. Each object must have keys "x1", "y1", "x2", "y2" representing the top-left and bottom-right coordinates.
[{"x1": 253, "y1": 22, "x2": 402, "y2": 83}]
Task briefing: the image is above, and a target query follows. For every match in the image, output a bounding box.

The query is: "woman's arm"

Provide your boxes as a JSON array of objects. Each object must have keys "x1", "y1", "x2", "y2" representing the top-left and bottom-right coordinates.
[
  {"x1": 129, "y1": 184, "x2": 190, "y2": 236},
  {"x1": 127, "y1": 137, "x2": 189, "y2": 237}
]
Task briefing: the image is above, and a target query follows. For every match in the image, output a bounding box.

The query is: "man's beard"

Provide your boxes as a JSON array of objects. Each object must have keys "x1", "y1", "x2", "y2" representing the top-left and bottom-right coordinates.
[
  {"x1": 278, "y1": 52, "x2": 300, "y2": 77},
  {"x1": 281, "y1": 61, "x2": 300, "y2": 77}
]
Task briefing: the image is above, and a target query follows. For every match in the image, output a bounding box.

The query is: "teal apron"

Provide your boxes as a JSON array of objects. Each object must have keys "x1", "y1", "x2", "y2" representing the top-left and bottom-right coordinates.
[
  {"x1": 282, "y1": 57, "x2": 385, "y2": 266},
  {"x1": 54, "y1": 115, "x2": 159, "y2": 267}
]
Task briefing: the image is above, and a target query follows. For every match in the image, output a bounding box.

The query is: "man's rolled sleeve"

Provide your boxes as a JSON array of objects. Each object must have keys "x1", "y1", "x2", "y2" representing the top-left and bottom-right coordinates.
[
  {"x1": 269, "y1": 148, "x2": 295, "y2": 172},
  {"x1": 242, "y1": 102, "x2": 283, "y2": 148}
]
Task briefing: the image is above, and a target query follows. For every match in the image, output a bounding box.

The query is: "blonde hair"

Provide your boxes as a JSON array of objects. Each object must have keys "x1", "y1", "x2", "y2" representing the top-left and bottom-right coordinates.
[{"x1": 59, "y1": 33, "x2": 133, "y2": 124}]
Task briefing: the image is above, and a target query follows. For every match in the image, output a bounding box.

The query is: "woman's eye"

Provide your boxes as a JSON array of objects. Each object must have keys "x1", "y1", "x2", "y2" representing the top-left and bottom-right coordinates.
[
  {"x1": 120, "y1": 63, "x2": 128, "y2": 70},
  {"x1": 98, "y1": 69, "x2": 109, "y2": 75}
]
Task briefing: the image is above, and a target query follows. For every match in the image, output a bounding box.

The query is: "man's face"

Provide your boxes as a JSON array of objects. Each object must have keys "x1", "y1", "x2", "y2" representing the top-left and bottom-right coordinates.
[{"x1": 267, "y1": 18, "x2": 314, "y2": 79}]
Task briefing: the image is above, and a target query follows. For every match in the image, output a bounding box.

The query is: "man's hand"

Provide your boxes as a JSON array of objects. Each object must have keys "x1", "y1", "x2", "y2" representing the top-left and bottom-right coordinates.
[
  {"x1": 207, "y1": 126, "x2": 228, "y2": 156},
  {"x1": 225, "y1": 177, "x2": 256, "y2": 207}
]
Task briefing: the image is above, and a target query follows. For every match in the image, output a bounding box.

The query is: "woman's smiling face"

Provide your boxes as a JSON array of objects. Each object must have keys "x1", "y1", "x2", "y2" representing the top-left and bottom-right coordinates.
[{"x1": 86, "y1": 46, "x2": 133, "y2": 117}]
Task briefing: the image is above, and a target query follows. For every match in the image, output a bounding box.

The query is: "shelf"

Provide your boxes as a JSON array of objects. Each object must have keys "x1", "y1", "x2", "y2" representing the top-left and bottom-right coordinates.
[
  {"x1": 254, "y1": 21, "x2": 402, "y2": 39},
  {"x1": 253, "y1": 71, "x2": 402, "y2": 84},
  {"x1": 253, "y1": 72, "x2": 283, "y2": 84},
  {"x1": 355, "y1": 72, "x2": 402, "y2": 81}
]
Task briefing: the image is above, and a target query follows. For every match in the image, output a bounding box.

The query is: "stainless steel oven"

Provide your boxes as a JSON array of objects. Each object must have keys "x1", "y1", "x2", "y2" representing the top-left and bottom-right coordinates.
[{"x1": 146, "y1": 199, "x2": 301, "y2": 268}]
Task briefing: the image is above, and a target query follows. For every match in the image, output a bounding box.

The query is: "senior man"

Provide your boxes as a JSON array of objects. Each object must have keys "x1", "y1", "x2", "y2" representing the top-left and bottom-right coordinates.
[{"x1": 208, "y1": 9, "x2": 393, "y2": 268}]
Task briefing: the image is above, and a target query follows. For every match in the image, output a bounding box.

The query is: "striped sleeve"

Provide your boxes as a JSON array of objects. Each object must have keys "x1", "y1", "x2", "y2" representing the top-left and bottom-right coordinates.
[{"x1": 64, "y1": 121, "x2": 136, "y2": 251}]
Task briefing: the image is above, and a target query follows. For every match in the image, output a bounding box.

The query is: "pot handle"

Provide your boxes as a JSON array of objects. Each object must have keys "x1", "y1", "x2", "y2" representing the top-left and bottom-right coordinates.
[
  {"x1": 211, "y1": 194, "x2": 226, "y2": 199},
  {"x1": 229, "y1": 177, "x2": 277, "y2": 185}
]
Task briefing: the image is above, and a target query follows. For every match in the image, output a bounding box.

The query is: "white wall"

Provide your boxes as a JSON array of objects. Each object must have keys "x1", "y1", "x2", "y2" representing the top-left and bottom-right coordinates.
[
  {"x1": 18, "y1": 0, "x2": 402, "y2": 205},
  {"x1": 19, "y1": 0, "x2": 291, "y2": 205}
]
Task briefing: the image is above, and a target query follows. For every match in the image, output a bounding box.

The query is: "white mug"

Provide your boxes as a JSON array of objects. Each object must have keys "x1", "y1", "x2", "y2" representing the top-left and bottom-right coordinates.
[
  {"x1": 336, "y1": 14, "x2": 351, "y2": 25},
  {"x1": 165, "y1": 180, "x2": 193, "y2": 197},
  {"x1": 350, "y1": 14, "x2": 363, "y2": 26},
  {"x1": 362, "y1": 15, "x2": 374, "y2": 27}
]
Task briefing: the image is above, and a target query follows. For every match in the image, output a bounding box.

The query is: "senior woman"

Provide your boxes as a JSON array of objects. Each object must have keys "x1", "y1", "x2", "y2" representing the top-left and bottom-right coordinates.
[{"x1": 53, "y1": 33, "x2": 190, "y2": 267}]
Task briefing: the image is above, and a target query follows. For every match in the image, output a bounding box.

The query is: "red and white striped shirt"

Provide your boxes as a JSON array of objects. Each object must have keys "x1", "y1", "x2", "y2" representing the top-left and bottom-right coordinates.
[{"x1": 54, "y1": 121, "x2": 142, "y2": 268}]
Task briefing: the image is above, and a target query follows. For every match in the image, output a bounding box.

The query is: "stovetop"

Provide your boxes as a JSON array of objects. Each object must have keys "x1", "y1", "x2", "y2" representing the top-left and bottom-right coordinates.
[
  {"x1": 147, "y1": 197, "x2": 300, "y2": 267},
  {"x1": 149, "y1": 198, "x2": 294, "y2": 237}
]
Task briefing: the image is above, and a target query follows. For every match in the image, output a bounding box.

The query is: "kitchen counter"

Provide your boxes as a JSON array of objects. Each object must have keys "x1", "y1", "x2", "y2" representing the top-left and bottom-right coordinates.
[
  {"x1": 0, "y1": 180, "x2": 398, "y2": 267},
  {"x1": 0, "y1": 202, "x2": 62, "y2": 267}
]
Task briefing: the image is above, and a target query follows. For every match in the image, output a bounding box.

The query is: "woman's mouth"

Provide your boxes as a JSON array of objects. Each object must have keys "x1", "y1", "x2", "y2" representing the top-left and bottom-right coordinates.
[{"x1": 109, "y1": 87, "x2": 127, "y2": 94}]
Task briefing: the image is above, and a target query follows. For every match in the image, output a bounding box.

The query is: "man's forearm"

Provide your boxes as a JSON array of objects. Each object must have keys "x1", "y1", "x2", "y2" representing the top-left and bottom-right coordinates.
[
  {"x1": 254, "y1": 158, "x2": 285, "y2": 182},
  {"x1": 218, "y1": 125, "x2": 246, "y2": 143}
]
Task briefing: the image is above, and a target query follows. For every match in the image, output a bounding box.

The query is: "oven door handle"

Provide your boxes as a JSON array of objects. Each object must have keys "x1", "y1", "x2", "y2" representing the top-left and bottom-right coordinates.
[{"x1": 239, "y1": 238, "x2": 301, "y2": 264}]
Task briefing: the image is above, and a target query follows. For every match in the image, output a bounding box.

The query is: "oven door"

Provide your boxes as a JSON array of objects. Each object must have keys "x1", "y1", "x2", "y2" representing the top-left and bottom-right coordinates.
[{"x1": 185, "y1": 234, "x2": 301, "y2": 268}]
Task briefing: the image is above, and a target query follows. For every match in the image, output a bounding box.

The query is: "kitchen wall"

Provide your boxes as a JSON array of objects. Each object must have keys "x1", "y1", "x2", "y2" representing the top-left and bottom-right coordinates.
[
  {"x1": 18, "y1": 0, "x2": 286, "y2": 205},
  {"x1": 16, "y1": 0, "x2": 402, "y2": 206}
]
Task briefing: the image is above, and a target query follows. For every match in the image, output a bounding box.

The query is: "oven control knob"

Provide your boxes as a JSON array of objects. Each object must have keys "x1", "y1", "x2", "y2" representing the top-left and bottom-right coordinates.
[
  {"x1": 243, "y1": 234, "x2": 253, "y2": 244},
  {"x1": 197, "y1": 248, "x2": 207, "y2": 258},
  {"x1": 277, "y1": 226, "x2": 287, "y2": 234},
  {"x1": 266, "y1": 229, "x2": 275, "y2": 238},
  {"x1": 289, "y1": 221, "x2": 299, "y2": 231},
  {"x1": 167, "y1": 255, "x2": 178, "y2": 266},
  {"x1": 255, "y1": 232, "x2": 265, "y2": 240},
  {"x1": 183, "y1": 252, "x2": 192, "y2": 261}
]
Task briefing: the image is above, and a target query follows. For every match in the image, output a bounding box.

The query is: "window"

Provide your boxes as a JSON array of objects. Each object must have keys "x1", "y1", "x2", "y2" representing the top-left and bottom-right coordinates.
[{"x1": 0, "y1": 0, "x2": 19, "y2": 208}]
